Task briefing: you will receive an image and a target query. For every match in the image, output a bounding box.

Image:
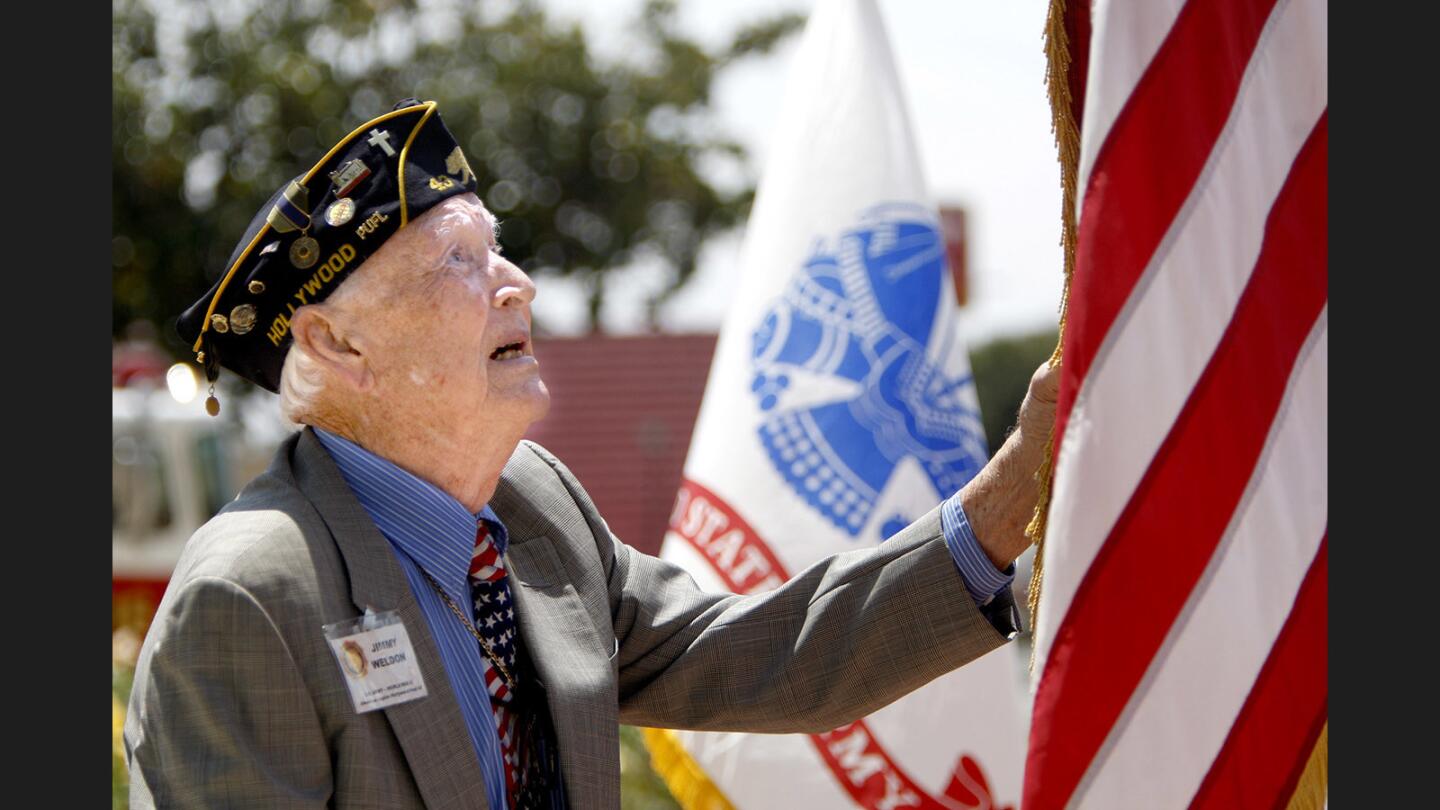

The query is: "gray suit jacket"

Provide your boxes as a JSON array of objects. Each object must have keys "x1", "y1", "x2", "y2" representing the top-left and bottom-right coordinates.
[{"x1": 125, "y1": 428, "x2": 1015, "y2": 809}]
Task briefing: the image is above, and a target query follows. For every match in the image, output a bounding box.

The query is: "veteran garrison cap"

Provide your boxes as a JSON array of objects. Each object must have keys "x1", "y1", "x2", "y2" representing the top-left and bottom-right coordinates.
[{"x1": 177, "y1": 98, "x2": 480, "y2": 411}]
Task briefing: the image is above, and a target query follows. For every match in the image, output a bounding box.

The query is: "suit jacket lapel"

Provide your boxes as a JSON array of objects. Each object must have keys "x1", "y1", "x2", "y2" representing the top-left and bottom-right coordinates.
[
  {"x1": 492, "y1": 462, "x2": 620, "y2": 808},
  {"x1": 291, "y1": 428, "x2": 489, "y2": 810},
  {"x1": 502, "y1": 532, "x2": 611, "y2": 685}
]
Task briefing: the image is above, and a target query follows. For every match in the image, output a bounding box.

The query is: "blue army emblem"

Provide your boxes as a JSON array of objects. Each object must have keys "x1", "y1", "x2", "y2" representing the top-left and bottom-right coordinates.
[{"x1": 749, "y1": 203, "x2": 988, "y2": 541}]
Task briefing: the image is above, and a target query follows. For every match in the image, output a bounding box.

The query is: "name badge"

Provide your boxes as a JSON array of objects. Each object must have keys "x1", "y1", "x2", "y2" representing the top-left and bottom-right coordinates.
[{"x1": 322, "y1": 609, "x2": 428, "y2": 713}]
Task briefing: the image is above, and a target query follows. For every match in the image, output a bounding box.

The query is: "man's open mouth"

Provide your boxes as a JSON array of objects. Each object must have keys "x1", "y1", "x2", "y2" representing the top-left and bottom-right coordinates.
[{"x1": 490, "y1": 341, "x2": 528, "y2": 361}]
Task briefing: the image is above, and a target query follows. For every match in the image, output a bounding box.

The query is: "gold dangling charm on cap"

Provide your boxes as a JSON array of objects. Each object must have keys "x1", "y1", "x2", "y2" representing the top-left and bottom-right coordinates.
[{"x1": 205, "y1": 384, "x2": 220, "y2": 417}]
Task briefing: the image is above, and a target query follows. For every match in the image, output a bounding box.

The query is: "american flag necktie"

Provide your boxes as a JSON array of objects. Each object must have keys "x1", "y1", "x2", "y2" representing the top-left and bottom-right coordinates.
[{"x1": 469, "y1": 520, "x2": 525, "y2": 804}]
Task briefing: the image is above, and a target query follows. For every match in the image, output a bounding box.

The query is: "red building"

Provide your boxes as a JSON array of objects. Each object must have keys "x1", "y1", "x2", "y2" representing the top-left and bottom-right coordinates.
[{"x1": 524, "y1": 333, "x2": 717, "y2": 557}]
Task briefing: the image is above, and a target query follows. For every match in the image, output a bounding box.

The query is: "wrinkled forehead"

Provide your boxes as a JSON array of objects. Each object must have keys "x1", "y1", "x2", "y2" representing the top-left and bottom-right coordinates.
[
  {"x1": 351, "y1": 194, "x2": 494, "y2": 288},
  {"x1": 416, "y1": 192, "x2": 497, "y2": 246}
]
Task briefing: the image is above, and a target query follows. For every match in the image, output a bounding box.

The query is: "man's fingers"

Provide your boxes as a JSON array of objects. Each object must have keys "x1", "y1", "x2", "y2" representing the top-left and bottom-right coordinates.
[{"x1": 1029, "y1": 360, "x2": 1060, "y2": 405}]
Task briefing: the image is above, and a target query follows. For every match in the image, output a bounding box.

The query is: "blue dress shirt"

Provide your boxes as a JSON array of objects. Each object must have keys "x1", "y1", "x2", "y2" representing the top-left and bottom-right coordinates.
[
  {"x1": 314, "y1": 428, "x2": 511, "y2": 810},
  {"x1": 941, "y1": 491, "x2": 1017, "y2": 607}
]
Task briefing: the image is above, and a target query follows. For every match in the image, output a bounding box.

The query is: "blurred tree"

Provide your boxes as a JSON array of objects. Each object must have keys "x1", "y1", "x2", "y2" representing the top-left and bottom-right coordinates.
[
  {"x1": 619, "y1": 724, "x2": 681, "y2": 810},
  {"x1": 113, "y1": 0, "x2": 803, "y2": 350},
  {"x1": 969, "y1": 328, "x2": 1059, "y2": 454}
]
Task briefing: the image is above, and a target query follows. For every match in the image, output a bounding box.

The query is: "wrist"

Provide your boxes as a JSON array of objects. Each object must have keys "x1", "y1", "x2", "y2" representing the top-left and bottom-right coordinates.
[{"x1": 959, "y1": 424, "x2": 1049, "y2": 569}]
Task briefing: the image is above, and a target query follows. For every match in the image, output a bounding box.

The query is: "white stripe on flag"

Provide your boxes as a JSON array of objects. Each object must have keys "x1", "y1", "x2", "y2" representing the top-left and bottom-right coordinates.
[
  {"x1": 1073, "y1": 314, "x2": 1327, "y2": 807},
  {"x1": 1035, "y1": 0, "x2": 1329, "y2": 674},
  {"x1": 1075, "y1": 0, "x2": 1188, "y2": 213}
]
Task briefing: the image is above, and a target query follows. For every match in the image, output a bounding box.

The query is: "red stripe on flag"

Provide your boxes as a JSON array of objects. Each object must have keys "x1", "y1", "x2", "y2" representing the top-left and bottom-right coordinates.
[
  {"x1": 1025, "y1": 114, "x2": 1328, "y2": 810},
  {"x1": 1054, "y1": 0, "x2": 1281, "y2": 453},
  {"x1": 1188, "y1": 538, "x2": 1327, "y2": 810},
  {"x1": 1063, "y1": 1, "x2": 1091, "y2": 136}
]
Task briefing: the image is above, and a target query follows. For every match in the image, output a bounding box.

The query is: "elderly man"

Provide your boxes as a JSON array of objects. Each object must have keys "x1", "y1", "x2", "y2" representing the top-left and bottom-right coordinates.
[{"x1": 125, "y1": 99, "x2": 1057, "y2": 809}]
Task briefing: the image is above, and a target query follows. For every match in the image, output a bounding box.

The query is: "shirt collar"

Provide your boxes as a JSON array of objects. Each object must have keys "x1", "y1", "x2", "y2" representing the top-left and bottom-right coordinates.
[{"x1": 312, "y1": 427, "x2": 509, "y2": 601}]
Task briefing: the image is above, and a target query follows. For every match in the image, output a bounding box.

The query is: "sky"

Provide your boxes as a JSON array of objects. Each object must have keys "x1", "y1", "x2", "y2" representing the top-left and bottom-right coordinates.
[{"x1": 531, "y1": 0, "x2": 1066, "y2": 345}]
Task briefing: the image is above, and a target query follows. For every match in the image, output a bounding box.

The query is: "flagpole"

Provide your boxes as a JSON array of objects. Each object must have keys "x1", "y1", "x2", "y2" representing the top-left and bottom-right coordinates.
[{"x1": 1024, "y1": 0, "x2": 1084, "y2": 671}]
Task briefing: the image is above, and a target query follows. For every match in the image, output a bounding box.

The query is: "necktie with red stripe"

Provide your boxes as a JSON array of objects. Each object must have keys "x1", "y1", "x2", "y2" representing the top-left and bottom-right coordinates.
[{"x1": 469, "y1": 521, "x2": 525, "y2": 804}]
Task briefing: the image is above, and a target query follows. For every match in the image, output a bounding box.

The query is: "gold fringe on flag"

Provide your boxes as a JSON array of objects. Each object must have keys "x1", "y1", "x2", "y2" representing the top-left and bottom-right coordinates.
[
  {"x1": 640, "y1": 727, "x2": 737, "y2": 810},
  {"x1": 1027, "y1": 0, "x2": 1082, "y2": 671},
  {"x1": 1286, "y1": 722, "x2": 1328, "y2": 810}
]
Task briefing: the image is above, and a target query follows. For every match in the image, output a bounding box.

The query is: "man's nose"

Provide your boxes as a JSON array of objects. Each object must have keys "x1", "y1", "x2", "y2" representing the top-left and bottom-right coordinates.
[{"x1": 491, "y1": 256, "x2": 536, "y2": 308}]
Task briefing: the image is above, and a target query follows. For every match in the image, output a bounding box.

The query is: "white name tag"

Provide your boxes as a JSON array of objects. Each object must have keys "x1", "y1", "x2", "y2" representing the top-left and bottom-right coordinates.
[{"x1": 322, "y1": 609, "x2": 428, "y2": 713}]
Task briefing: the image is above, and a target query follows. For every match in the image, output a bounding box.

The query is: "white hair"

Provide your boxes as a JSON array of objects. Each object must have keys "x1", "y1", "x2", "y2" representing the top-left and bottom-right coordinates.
[
  {"x1": 275, "y1": 258, "x2": 376, "y2": 427},
  {"x1": 277, "y1": 335, "x2": 329, "y2": 426}
]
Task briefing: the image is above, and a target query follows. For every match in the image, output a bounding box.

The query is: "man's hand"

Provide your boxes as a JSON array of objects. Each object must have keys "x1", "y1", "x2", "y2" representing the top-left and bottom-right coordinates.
[
  {"x1": 958, "y1": 361, "x2": 1061, "y2": 570},
  {"x1": 1016, "y1": 360, "x2": 1060, "y2": 447}
]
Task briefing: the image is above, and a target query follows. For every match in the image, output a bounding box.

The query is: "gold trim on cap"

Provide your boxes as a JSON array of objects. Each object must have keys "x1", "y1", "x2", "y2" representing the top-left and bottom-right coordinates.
[{"x1": 397, "y1": 101, "x2": 439, "y2": 228}]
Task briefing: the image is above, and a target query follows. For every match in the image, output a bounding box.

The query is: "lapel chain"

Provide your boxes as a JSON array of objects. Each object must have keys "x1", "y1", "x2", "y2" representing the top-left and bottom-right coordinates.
[{"x1": 418, "y1": 567, "x2": 518, "y2": 687}]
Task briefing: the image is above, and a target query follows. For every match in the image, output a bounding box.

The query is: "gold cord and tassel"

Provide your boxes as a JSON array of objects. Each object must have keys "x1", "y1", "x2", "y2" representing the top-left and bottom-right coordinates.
[
  {"x1": 640, "y1": 728, "x2": 736, "y2": 810},
  {"x1": 1027, "y1": 0, "x2": 1081, "y2": 670},
  {"x1": 1285, "y1": 723, "x2": 1328, "y2": 810}
]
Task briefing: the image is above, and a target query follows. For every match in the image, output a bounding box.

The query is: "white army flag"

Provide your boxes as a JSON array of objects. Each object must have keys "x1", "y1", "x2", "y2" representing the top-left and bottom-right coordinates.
[{"x1": 645, "y1": 1, "x2": 1025, "y2": 808}]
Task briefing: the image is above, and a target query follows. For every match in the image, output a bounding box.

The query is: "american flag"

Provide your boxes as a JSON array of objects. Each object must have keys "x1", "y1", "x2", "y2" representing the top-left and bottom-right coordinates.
[{"x1": 1024, "y1": 0, "x2": 1328, "y2": 807}]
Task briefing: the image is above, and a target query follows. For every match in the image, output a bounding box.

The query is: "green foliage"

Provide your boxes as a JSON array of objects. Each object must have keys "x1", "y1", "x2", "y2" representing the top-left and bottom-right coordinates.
[
  {"x1": 112, "y1": 660, "x2": 135, "y2": 809},
  {"x1": 619, "y1": 724, "x2": 682, "y2": 809},
  {"x1": 113, "y1": 0, "x2": 803, "y2": 351},
  {"x1": 970, "y1": 328, "x2": 1059, "y2": 453}
]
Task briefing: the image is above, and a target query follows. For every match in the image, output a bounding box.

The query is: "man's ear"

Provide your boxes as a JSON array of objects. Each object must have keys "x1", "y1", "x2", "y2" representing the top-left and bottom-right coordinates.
[{"x1": 290, "y1": 305, "x2": 373, "y2": 390}]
